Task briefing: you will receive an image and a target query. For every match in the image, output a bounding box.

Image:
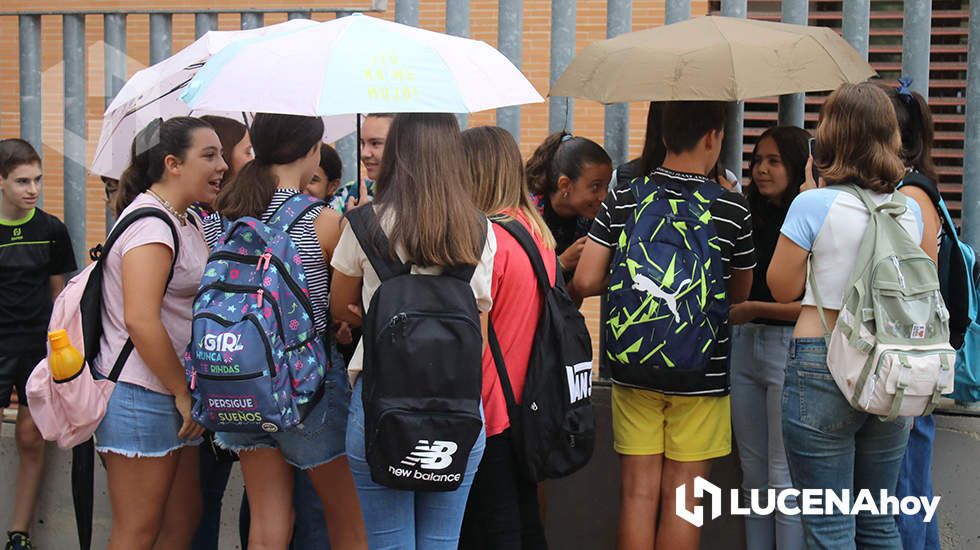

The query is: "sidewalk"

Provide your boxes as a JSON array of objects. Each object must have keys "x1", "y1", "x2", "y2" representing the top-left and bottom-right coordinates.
[{"x1": 3, "y1": 385, "x2": 979, "y2": 548}]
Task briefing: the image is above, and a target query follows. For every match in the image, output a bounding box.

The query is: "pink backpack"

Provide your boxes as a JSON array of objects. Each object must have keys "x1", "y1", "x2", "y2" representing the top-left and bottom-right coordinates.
[{"x1": 26, "y1": 208, "x2": 182, "y2": 449}]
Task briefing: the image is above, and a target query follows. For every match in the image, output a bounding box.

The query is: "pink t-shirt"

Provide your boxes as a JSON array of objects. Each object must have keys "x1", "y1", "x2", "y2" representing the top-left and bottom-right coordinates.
[
  {"x1": 95, "y1": 194, "x2": 209, "y2": 395},
  {"x1": 483, "y1": 210, "x2": 557, "y2": 437}
]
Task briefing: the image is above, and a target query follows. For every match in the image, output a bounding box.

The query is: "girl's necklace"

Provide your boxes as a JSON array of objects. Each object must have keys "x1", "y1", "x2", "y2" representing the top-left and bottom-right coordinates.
[{"x1": 147, "y1": 188, "x2": 187, "y2": 226}]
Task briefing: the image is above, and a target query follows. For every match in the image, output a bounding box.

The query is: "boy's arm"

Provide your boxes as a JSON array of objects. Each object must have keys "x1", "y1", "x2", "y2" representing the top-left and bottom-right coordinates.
[
  {"x1": 50, "y1": 274, "x2": 66, "y2": 302},
  {"x1": 569, "y1": 240, "x2": 613, "y2": 301}
]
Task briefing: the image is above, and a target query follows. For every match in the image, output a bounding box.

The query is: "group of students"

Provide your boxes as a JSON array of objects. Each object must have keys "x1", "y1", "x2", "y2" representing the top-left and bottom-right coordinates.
[{"x1": 0, "y1": 77, "x2": 953, "y2": 550}]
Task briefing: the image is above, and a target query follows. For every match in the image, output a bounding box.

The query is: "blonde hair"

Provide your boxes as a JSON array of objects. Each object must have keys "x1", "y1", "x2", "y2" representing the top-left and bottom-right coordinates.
[
  {"x1": 813, "y1": 82, "x2": 906, "y2": 193},
  {"x1": 461, "y1": 126, "x2": 555, "y2": 249}
]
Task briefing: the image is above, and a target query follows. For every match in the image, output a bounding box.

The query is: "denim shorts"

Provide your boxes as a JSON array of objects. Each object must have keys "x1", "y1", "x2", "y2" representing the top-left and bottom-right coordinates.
[
  {"x1": 216, "y1": 346, "x2": 351, "y2": 470},
  {"x1": 94, "y1": 380, "x2": 203, "y2": 458}
]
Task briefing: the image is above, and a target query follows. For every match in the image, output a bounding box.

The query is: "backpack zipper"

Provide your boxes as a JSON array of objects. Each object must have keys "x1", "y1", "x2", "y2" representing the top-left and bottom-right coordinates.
[
  {"x1": 378, "y1": 311, "x2": 481, "y2": 343},
  {"x1": 891, "y1": 256, "x2": 906, "y2": 289},
  {"x1": 208, "y1": 251, "x2": 317, "y2": 325},
  {"x1": 191, "y1": 314, "x2": 277, "y2": 379},
  {"x1": 196, "y1": 281, "x2": 287, "y2": 345}
]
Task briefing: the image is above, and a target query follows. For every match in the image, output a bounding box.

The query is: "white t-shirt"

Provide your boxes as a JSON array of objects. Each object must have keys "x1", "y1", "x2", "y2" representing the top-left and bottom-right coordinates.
[
  {"x1": 780, "y1": 187, "x2": 923, "y2": 310},
  {"x1": 330, "y1": 207, "x2": 496, "y2": 385}
]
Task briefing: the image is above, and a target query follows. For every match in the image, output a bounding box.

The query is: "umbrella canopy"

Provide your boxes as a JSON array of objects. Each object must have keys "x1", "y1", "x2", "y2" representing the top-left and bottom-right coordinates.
[
  {"x1": 91, "y1": 19, "x2": 355, "y2": 179},
  {"x1": 180, "y1": 13, "x2": 543, "y2": 116},
  {"x1": 550, "y1": 15, "x2": 876, "y2": 103}
]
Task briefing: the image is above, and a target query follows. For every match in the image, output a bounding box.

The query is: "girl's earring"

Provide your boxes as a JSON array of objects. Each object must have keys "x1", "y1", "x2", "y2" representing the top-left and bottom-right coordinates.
[{"x1": 562, "y1": 191, "x2": 569, "y2": 199}]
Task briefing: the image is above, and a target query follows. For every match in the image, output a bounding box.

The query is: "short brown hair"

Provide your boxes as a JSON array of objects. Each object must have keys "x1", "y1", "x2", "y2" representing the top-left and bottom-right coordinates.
[
  {"x1": 0, "y1": 138, "x2": 41, "y2": 178},
  {"x1": 813, "y1": 82, "x2": 905, "y2": 193},
  {"x1": 661, "y1": 101, "x2": 728, "y2": 154}
]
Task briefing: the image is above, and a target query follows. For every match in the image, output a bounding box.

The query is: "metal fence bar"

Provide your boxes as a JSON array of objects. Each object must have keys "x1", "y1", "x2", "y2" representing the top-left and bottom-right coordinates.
[
  {"x1": 18, "y1": 15, "x2": 42, "y2": 205},
  {"x1": 962, "y1": 0, "x2": 980, "y2": 248},
  {"x1": 104, "y1": 13, "x2": 127, "y2": 231},
  {"x1": 665, "y1": 0, "x2": 690, "y2": 25},
  {"x1": 149, "y1": 13, "x2": 172, "y2": 65},
  {"x1": 396, "y1": 0, "x2": 419, "y2": 26},
  {"x1": 333, "y1": 11, "x2": 359, "y2": 186},
  {"x1": 721, "y1": 0, "x2": 746, "y2": 178},
  {"x1": 446, "y1": 0, "x2": 471, "y2": 128},
  {"x1": 288, "y1": 11, "x2": 312, "y2": 20},
  {"x1": 842, "y1": 0, "x2": 871, "y2": 60},
  {"x1": 497, "y1": 0, "x2": 523, "y2": 142},
  {"x1": 241, "y1": 12, "x2": 264, "y2": 30},
  {"x1": 0, "y1": 6, "x2": 387, "y2": 16},
  {"x1": 549, "y1": 0, "x2": 575, "y2": 134},
  {"x1": 64, "y1": 14, "x2": 87, "y2": 267},
  {"x1": 903, "y1": 0, "x2": 933, "y2": 99},
  {"x1": 195, "y1": 13, "x2": 218, "y2": 39},
  {"x1": 604, "y1": 0, "x2": 631, "y2": 168},
  {"x1": 778, "y1": 0, "x2": 808, "y2": 127}
]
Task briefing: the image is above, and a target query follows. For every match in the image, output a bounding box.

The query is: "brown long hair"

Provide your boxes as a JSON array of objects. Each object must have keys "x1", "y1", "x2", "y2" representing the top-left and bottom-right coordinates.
[
  {"x1": 875, "y1": 81, "x2": 939, "y2": 183},
  {"x1": 214, "y1": 113, "x2": 323, "y2": 220},
  {"x1": 461, "y1": 126, "x2": 555, "y2": 249},
  {"x1": 199, "y1": 115, "x2": 248, "y2": 185},
  {"x1": 373, "y1": 113, "x2": 485, "y2": 267},
  {"x1": 116, "y1": 116, "x2": 213, "y2": 215},
  {"x1": 813, "y1": 83, "x2": 905, "y2": 193}
]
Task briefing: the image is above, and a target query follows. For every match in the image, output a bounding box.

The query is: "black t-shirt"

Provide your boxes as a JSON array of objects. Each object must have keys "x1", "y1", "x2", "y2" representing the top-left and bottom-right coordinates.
[
  {"x1": 589, "y1": 167, "x2": 756, "y2": 395},
  {"x1": 533, "y1": 193, "x2": 591, "y2": 281},
  {"x1": 0, "y1": 208, "x2": 77, "y2": 354},
  {"x1": 747, "y1": 202, "x2": 795, "y2": 326}
]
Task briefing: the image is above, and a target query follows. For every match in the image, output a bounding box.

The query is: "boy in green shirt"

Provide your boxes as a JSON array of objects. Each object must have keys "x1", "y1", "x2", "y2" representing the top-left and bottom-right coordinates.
[{"x1": 0, "y1": 139, "x2": 76, "y2": 550}]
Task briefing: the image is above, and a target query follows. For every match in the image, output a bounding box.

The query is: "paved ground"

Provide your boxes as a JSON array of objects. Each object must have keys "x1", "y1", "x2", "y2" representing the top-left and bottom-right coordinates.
[{"x1": 2, "y1": 386, "x2": 979, "y2": 549}]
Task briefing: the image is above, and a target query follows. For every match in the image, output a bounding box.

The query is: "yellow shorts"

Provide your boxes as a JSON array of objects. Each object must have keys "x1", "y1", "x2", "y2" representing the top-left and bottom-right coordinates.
[{"x1": 611, "y1": 384, "x2": 731, "y2": 461}]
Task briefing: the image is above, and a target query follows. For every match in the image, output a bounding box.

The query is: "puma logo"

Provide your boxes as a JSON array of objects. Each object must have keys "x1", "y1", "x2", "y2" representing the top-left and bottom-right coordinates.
[{"x1": 632, "y1": 273, "x2": 691, "y2": 323}]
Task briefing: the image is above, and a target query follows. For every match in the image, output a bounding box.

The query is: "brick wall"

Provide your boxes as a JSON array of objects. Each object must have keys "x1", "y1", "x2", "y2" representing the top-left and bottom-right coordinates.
[{"x1": 0, "y1": 0, "x2": 708, "y2": 371}]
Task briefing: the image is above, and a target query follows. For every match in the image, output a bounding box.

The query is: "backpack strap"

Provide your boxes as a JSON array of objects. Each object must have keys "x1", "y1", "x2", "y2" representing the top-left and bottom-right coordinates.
[
  {"x1": 490, "y1": 216, "x2": 558, "y2": 294},
  {"x1": 346, "y1": 206, "x2": 486, "y2": 284},
  {"x1": 97, "y1": 207, "x2": 182, "y2": 381},
  {"x1": 345, "y1": 205, "x2": 411, "y2": 282},
  {"x1": 487, "y1": 318, "x2": 521, "y2": 426},
  {"x1": 266, "y1": 193, "x2": 326, "y2": 233},
  {"x1": 899, "y1": 171, "x2": 962, "y2": 242}
]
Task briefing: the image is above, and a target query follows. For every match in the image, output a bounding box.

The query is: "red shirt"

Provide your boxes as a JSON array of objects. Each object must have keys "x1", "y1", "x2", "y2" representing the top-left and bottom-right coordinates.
[{"x1": 483, "y1": 210, "x2": 558, "y2": 437}]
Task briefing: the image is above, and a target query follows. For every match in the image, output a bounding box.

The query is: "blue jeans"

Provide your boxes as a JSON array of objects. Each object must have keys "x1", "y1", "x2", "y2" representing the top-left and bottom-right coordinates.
[
  {"x1": 346, "y1": 378, "x2": 485, "y2": 550},
  {"x1": 730, "y1": 324, "x2": 803, "y2": 550},
  {"x1": 895, "y1": 415, "x2": 940, "y2": 550},
  {"x1": 782, "y1": 338, "x2": 911, "y2": 550}
]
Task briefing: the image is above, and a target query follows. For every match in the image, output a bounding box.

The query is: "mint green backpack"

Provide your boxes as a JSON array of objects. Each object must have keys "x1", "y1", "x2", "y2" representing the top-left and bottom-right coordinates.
[{"x1": 812, "y1": 185, "x2": 956, "y2": 422}]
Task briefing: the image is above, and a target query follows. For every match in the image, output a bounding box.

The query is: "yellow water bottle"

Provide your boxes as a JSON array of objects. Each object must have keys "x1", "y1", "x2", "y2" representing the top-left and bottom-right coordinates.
[{"x1": 48, "y1": 329, "x2": 84, "y2": 382}]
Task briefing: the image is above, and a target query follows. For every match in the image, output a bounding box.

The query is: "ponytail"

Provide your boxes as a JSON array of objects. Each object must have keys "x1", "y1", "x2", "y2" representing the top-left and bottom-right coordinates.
[
  {"x1": 525, "y1": 132, "x2": 612, "y2": 196},
  {"x1": 214, "y1": 158, "x2": 277, "y2": 220},
  {"x1": 115, "y1": 116, "x2": 213, "y2": 215},
  {"x1": 214, "y1": 112, "x2": 324, "y2": 221},
  {"x1": 876, "y1": 78, "x2": 939, "y2": 183}
]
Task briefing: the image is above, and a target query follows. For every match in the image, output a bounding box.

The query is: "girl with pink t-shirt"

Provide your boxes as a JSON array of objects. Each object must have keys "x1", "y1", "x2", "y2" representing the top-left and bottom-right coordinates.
[
  {"x1": 94, "y1": 116, "x2": 227, "y2": 549},
  {"x1": 458, "y1": 126, "x2": 557, "y2": 549}
]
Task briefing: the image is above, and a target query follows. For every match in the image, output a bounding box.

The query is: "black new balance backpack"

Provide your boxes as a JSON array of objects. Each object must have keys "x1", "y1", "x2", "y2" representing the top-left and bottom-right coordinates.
[
  {"x1": 347, "y1": 206, "x2": 485, "y2": 492},
  {"x1": 487, "y1": 218, "x2": 595, "y2": 482}
]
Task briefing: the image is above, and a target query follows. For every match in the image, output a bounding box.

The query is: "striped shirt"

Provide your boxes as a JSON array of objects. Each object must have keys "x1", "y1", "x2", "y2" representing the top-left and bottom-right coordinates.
[
  {"x1": 202, "y1": 189, "x2": 331, "y2": 334},
  {"x1": 588, "y1": 167, "x2": 756, "y2": 395}
]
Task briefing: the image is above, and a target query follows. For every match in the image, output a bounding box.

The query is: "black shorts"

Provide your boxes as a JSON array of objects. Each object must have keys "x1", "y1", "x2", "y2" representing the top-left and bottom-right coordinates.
[{"x1": 0, "y1": 351, "x2": 44, "y2": 408}]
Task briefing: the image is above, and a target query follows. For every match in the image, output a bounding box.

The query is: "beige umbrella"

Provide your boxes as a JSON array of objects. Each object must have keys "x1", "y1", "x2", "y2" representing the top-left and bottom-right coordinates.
[{"x1": 551, "y1": 15, "x2": 876, "y2": 103}]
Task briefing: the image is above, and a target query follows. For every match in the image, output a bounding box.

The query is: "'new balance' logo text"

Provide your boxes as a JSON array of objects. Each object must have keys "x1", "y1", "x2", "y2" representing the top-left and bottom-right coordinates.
[
  {"x1": 400, "y1": 440, "x2": 458, "y2": 470},
  {"x1": 566, "y1": 362, "x2": 593, "y2": 404}
]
